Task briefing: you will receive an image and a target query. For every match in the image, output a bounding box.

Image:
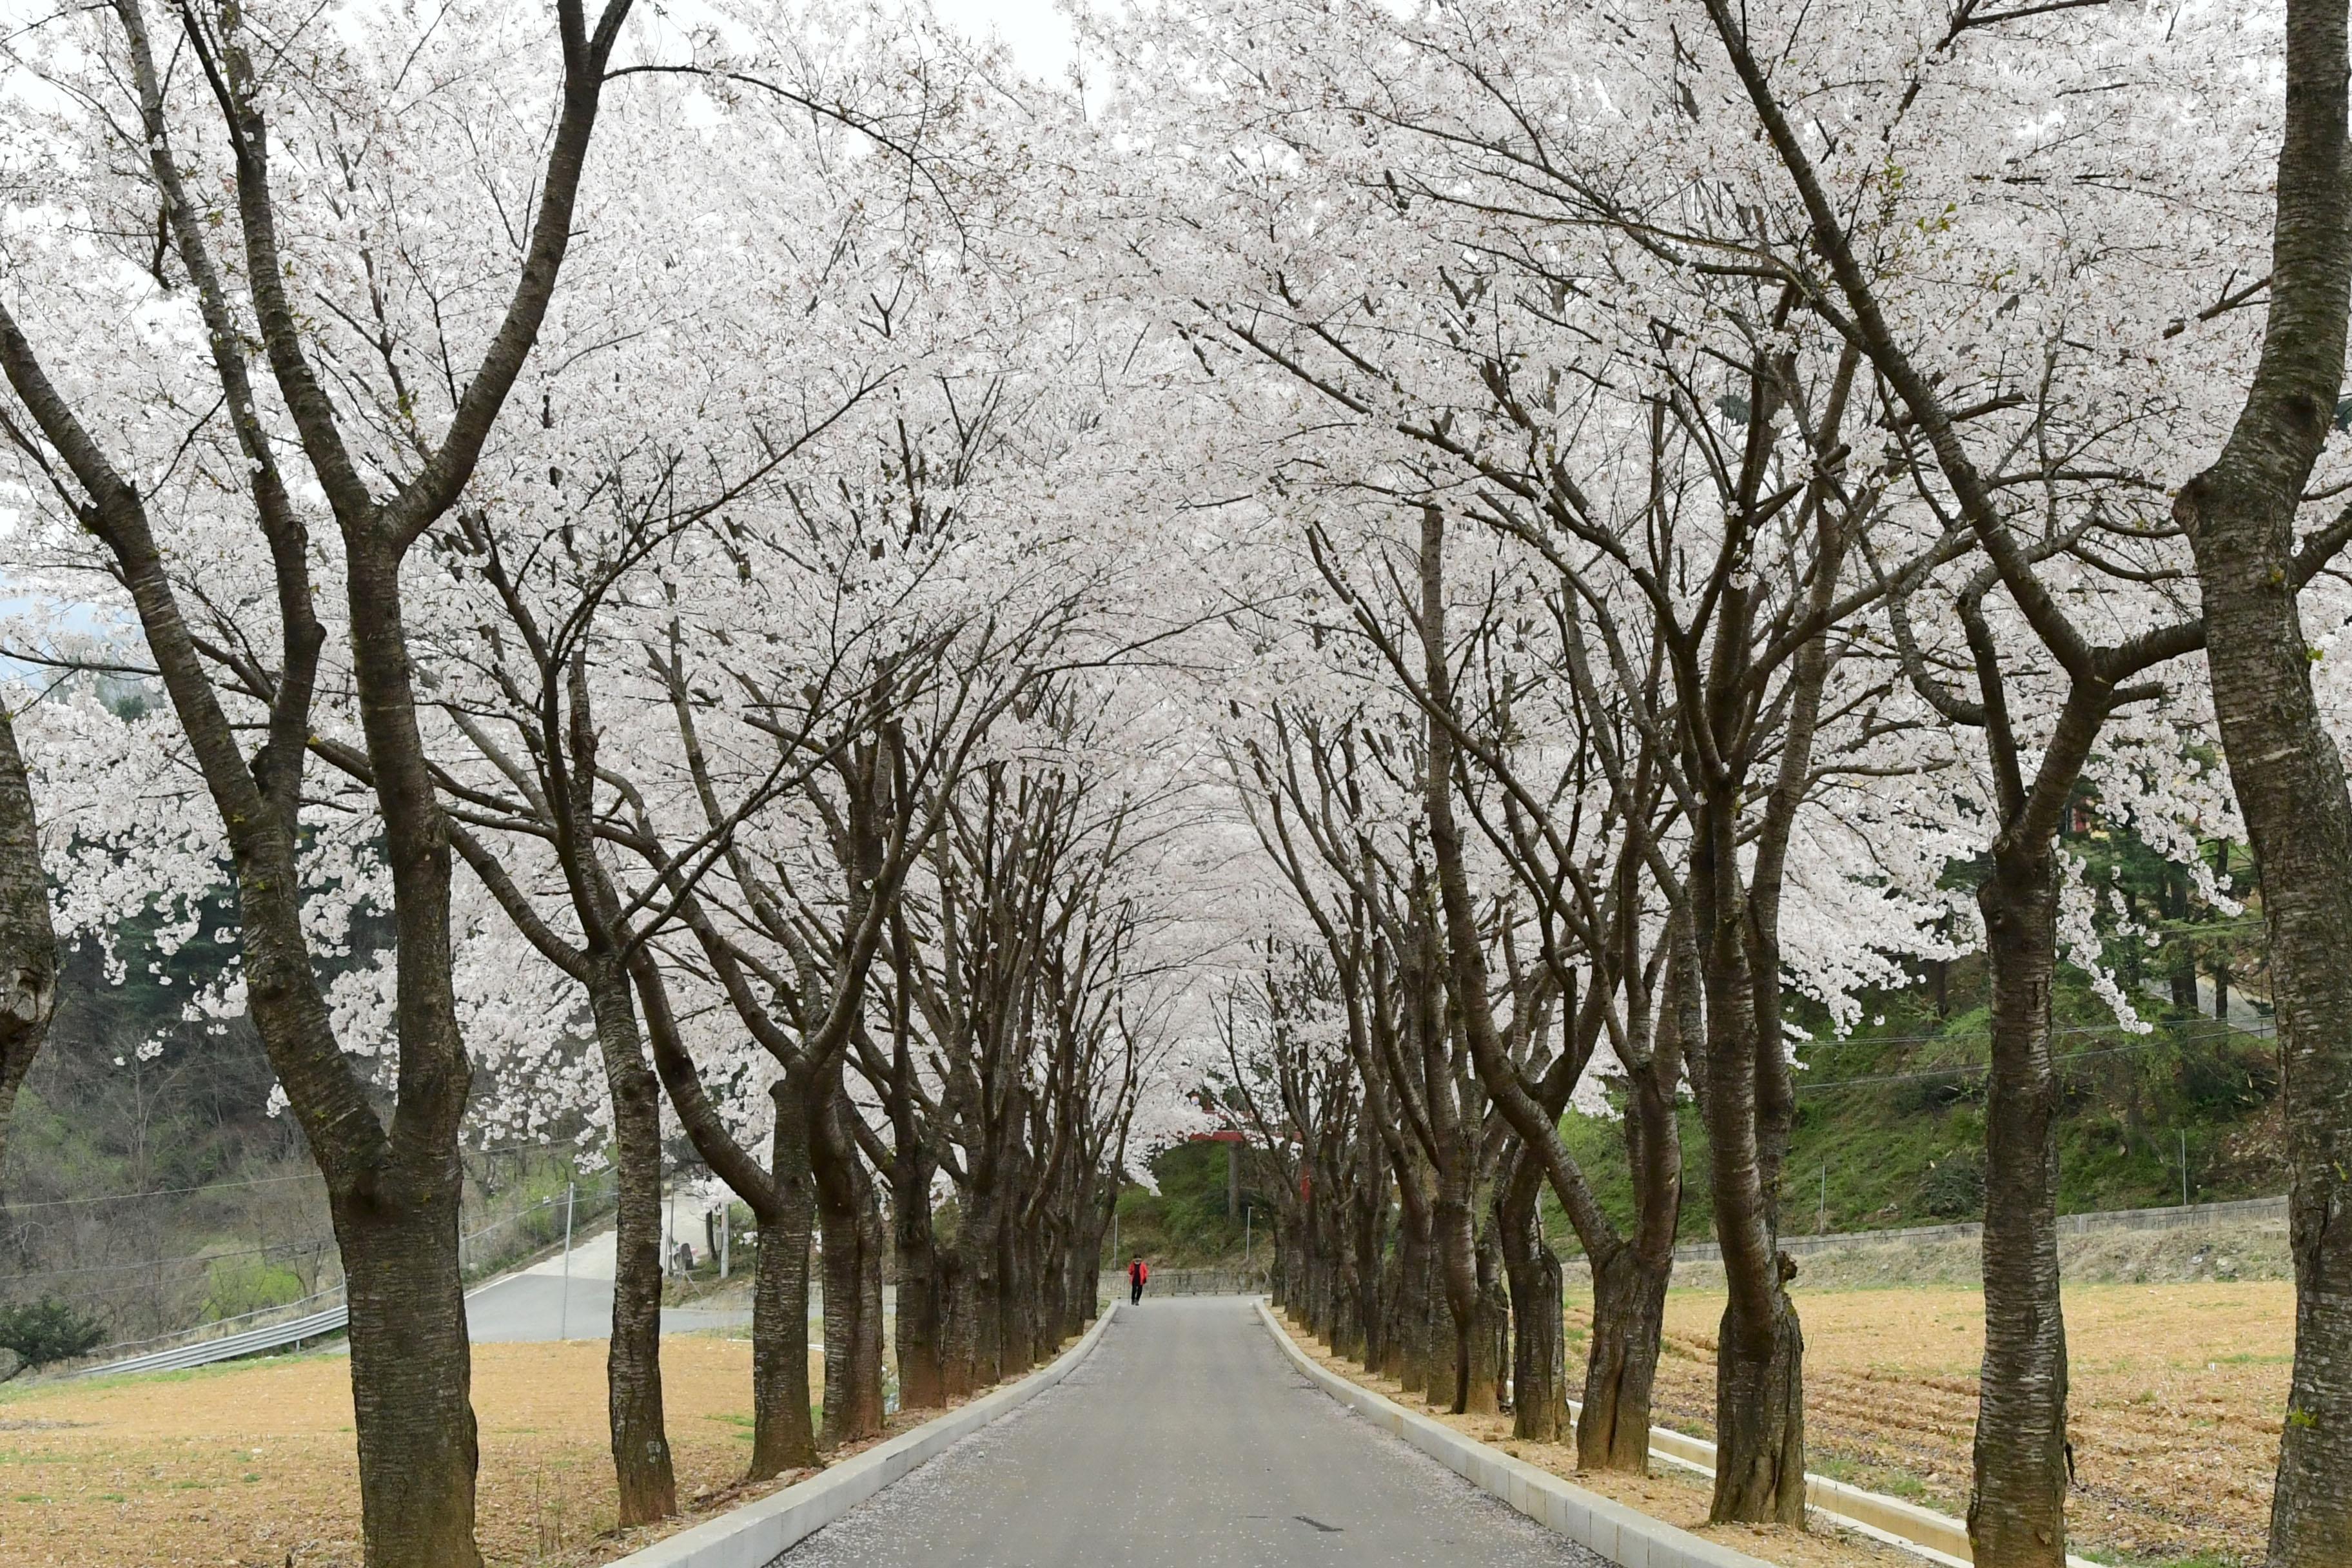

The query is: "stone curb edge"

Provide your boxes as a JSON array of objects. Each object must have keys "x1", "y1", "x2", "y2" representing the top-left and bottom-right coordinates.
[
  {"x1": 611, "y1": 1301, "x2": 1122, "y2": 1568},
  {"x1": 1569, "y1": 1382, "x2": 2101, "y2": 1568},
  {"x1": 1255, "y1": 1300, "x2": 1772, "y2": 1568}
]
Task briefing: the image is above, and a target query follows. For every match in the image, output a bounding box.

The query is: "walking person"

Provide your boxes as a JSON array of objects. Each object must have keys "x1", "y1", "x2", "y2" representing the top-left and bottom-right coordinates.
[{"x1": 1128, "y1": 1255, "x2": 1148, "y2": 1306}]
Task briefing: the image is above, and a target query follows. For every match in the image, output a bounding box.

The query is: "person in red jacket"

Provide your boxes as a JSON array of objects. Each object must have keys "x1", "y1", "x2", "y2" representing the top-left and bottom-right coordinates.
[{"x1": 1128, "y1": 1255, "x2": 1148, "y2": 1306}]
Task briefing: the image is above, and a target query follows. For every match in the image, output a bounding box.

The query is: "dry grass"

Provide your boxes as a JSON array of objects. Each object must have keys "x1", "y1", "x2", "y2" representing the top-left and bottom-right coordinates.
[
  {"x1": 0, "y1": 1337, "x2": 852, "y2": 1567},
  {"x1": 1281, "y1": 1275, "x2": 2291, "y2": 1568}
]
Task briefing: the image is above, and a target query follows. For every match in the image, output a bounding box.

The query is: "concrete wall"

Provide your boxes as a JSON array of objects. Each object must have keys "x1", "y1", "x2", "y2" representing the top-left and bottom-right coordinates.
[{"x1": 1669, "y1": 1193, "x2": 2286, "y2": 1263}]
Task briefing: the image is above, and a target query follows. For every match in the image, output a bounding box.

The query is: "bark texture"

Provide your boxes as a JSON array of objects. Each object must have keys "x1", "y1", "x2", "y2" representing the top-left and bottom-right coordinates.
[
  {"x1": 2175, "y1": 8, "x2": 2352, "y2": 1562},
  {"x1": 749, "y1": 1078, "x2": 818, "y2": 1479},
  {"x1": 1970, "y1": 849, "x2": 2071, "y2": 1565},
  {"x1": 585, "y1": 963, "x2": 676, "y2": 1524},
  {"x1": 0, "y1": 709, "x2": 57, "y2": 1193}
]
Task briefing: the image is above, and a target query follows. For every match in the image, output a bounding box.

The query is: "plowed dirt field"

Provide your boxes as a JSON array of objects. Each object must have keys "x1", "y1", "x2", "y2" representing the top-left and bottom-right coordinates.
[
  {"x1": 0, "y1": 1337, "x2": 833, "y2": 1567},
  {"x1": 1615, "y1": 1280, "x2": 2291, "y2": 1565}
]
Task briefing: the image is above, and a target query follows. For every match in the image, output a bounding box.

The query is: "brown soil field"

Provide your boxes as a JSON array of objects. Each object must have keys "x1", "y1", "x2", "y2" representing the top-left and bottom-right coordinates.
[
  {"x1": 0, "y1": 1337, "x2": 881, "y2": 1567},
  {"x1": 1280, "y1": 1277, "x2": 2292, "y2": 1568},
  {"x1": 1625, "y1": 1281, "x2": 2292, "y2": 1566}
]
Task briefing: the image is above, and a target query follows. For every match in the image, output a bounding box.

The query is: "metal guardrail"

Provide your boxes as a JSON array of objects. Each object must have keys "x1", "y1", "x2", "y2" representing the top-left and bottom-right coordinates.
[
  {"x1": 74, "y1": 1300, "x2": 349, "y2": 1378},
  {"x1": 57, "y1": 1178, "x2": 616, "y2": 1380}
]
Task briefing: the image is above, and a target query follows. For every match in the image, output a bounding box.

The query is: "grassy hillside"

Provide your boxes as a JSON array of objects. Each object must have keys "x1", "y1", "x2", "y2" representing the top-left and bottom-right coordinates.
[
  {"x1": 1110, "y1": 1139, "x2": 1259, "y2": 1266},
  {"x1": 1553, "y1": 961, "x2": 2283, "y2": 1255}
]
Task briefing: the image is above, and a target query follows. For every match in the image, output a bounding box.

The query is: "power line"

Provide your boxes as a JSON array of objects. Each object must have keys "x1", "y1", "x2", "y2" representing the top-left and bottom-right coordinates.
[
  {"x1": 1, "y1": 1170, "x2": 326, "y2": 1211},
  {"x1": 5, "y1": 1178, "x2": 613, "y2": 1286},
  {"x1": 15, "y1": 1237, "x2": 337, "y2": 1280},
  {"x1": 2, "y1": 1141, "x2": 600, "y2": 1212}
]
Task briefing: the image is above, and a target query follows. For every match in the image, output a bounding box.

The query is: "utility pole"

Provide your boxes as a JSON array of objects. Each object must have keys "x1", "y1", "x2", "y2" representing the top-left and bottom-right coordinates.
[
  {"x1": 557, "y1": 1179, "x2": 576, "y2": 1341},
  {"x1": 1244, "y1": 1205, "x2": 1253, "y2": 1273},
  {"x1": 2180, "y1": 1128, "x2": 2190, "y2": 1207},
  {"x1": 1818, "y1": 1163, "x2": 1828, "y2": 1235},
  {"x1": 720, "y1": 1206, "x2": 730, "y2": 1280}
]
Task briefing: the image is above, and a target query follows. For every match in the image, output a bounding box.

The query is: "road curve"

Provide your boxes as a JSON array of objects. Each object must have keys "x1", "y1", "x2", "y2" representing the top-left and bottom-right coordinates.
[
  {"x1": 773, "y1": 1295, "x2": 1607, "y2": 1568},
  {"x1": 464, "y1": 1228, "x2": 750, "y2": 1344}
]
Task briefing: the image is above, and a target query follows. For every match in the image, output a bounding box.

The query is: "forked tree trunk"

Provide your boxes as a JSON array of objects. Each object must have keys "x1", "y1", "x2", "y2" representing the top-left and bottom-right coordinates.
[
  {"x1": 2175, "y1": 8, "x2": 2352, "y2": 1563},
  {"x1": 749, "y1": 1080, "x2": 817, "y2": 1480},
  {"x1": 1971, "y1": 846, "x2": 2072, "y2": 1566},
  {"x1": 332, "y1": 1182, "x2": 480, "y2": 1568},
  {"x1": 0, "y1": 709, "x2": 57, "y2": 1194},
  {"x1": 584, "y1": 961, "x2": 676, "y2": 1524}
]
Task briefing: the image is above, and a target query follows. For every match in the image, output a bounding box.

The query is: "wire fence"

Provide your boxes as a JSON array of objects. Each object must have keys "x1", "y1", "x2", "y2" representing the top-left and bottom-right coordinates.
[{"x1": 14, "y1": 1164, "x2": 619, "y2": 1370}]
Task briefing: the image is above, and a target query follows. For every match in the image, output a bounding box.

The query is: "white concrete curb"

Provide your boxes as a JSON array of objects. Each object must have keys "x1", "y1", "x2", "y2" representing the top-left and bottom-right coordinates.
[
  {"x1": 1572, "y1": 1389, "x2": 2101, "y2": 1567},
  {"x1": 1257, "y1": 1302, "x2": 1772, "y2": 1568},
  {"x1": 611, "y1": 1303, "x2": 1121, "y2": 1568}
]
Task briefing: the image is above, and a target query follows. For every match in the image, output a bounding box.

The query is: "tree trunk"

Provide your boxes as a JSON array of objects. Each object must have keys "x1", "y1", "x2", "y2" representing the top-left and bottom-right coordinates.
[
  {"x1": 854, "y1": 1158, "x2": 888, "y2": 1424},
  {"x1": 749, "y1": 1080, "x2": 817, "y2": 1480},
  {"x1": 1465, "y1": 1216, "x2": 1508, "y2": 1416},
  {"x1": 1395, "y1": 1223, "x2": 1439, "y2": 1396},
  {"x1": 1712, "y1": 1284, "x2": 1806, "y2": 1523},
  {"x1": 1581, "y1": 990, "x2": 1683, "y2": 1471},
  {"x1": 332, "y1": 1182, "x2": 480, "y2": 1568},
  {"x1": 1970, "y1": 848, "x2": 2072, "y2": 1567},
  {"x1": 943, "y1": 1187, "x2": 1001, "y2": 1398},
  {"x1": 585, "y1": 961, "x2": 676, "y2": 1524},
  {"x1": 1498, "y1": 1154, "x2": 1567, "y2": 1442},
  {"x1": 0, "y1": 709, "x2": 57, "y2": 1195},
  {"x1": 2175, "y1": 7, "x2": 2352, "y2": 1550},
  {"x1": 1434, "y1": 1152, "x2": 1480, "y2": 1411},
  {"x1": 814, "y1": 1085, "x2": 885, "y2": 1449},
  {"x1": 1580, "y1": 1244, "x2": 1670, "y2": 1469},
  {"x1": 1694, "y1": 782, "x2": 1807, "y2": 1525},
  {"x1": 894, "y1": 1173, "x2": 946, "y2": 1411},
  {"x1": 1352, "y1": 1130, "x2": 1388, "y2": 1368},
  {"x1": 997, "y1": 1205, "x2": 1039, "y2": 1377}
]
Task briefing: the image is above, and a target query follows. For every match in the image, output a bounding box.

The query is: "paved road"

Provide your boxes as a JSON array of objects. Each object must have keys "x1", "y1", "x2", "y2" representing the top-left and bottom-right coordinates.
[
  {"x1": 773, "y1": 1296, "x2": 1606, "y2": 1568},
  {"x1": 464, "y1": 1228, "x2": 751, "y2": 1343}
]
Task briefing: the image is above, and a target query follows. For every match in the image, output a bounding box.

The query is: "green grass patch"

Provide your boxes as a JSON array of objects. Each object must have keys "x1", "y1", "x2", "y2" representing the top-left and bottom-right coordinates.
[{"x1": 1549, "y1": 967, "x2": 2282, "y2": 1256}]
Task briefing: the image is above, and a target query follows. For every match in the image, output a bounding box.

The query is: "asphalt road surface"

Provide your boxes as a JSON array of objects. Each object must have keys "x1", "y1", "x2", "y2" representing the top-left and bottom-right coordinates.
[
  {"x1": 463, "y1": 1228, "x2": 750, "y2": 1343},
  {"x1": 772, "y1": 1295, "x2": 1607, "y2": 1568}
]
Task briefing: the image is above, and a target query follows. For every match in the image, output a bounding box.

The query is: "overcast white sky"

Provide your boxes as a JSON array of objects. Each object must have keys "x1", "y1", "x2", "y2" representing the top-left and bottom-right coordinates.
[{"x1": 926, "y1": 0, "x2": 1077, "y2": 75}]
